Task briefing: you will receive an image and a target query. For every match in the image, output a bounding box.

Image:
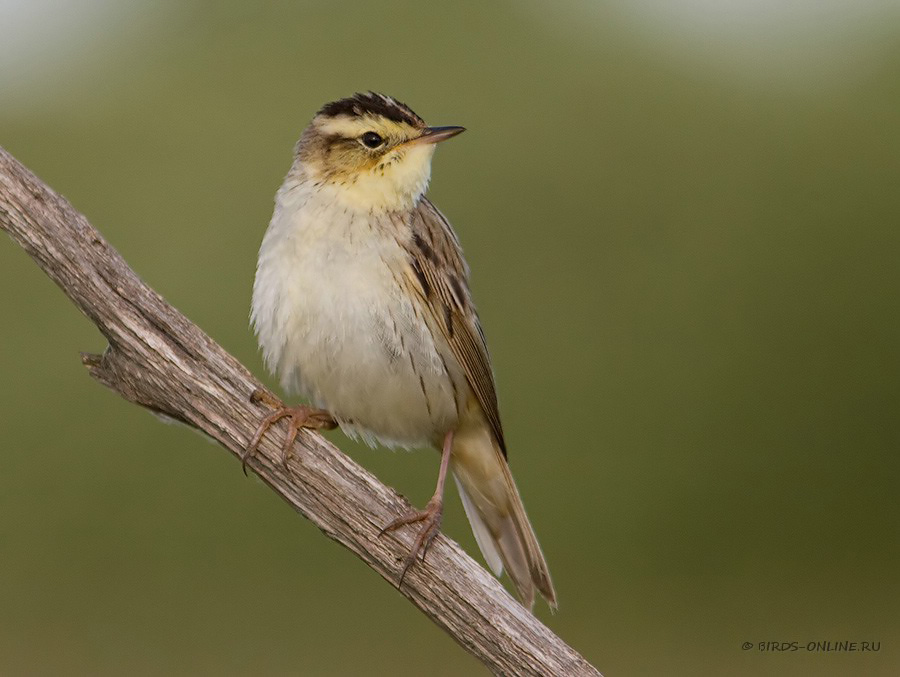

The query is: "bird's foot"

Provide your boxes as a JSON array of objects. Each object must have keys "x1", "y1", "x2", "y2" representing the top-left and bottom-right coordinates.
[
  {"x1": 379, "y1": 496, "x2": 444, "y2": 587},
  {"x1": 241, "y1": 389, "x2": 336, "y2": 475}
]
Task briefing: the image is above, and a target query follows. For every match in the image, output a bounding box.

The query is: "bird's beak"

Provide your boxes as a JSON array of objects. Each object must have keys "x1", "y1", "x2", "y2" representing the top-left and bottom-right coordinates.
[{"x1": 405, "y1": 126, "x2": 466, "y2": 147}]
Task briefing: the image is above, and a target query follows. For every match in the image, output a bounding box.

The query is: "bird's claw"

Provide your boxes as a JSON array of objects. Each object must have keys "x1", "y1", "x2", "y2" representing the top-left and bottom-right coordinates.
[
  {"x1": 379, "y1": 497, "x2": 444, "y2": 587},
  {"x1": 242, "y1": 390, "x2": 336, "y2": 475}
]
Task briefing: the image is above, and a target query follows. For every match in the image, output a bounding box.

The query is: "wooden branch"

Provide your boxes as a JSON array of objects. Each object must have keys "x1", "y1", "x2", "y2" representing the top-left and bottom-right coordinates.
[{"x1": 0, "y1": 146, "x2": 600, "y2": 677}]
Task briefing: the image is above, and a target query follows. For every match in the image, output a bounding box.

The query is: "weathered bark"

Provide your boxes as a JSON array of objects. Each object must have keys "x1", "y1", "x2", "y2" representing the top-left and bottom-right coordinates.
[{"x1": 0, "y1": 146, "x2": 600, "y2": 676}]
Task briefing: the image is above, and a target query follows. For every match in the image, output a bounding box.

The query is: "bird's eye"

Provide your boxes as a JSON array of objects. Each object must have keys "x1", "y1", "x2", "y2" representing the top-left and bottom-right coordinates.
[{"x1": 360, "y1": 131, "x2": 384, "y2": 149}]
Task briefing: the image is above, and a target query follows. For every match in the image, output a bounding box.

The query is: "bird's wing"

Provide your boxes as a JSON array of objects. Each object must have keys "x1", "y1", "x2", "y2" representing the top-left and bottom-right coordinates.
[{"x1": 403, "y1": 198, "x2": 506, "y2": 456}]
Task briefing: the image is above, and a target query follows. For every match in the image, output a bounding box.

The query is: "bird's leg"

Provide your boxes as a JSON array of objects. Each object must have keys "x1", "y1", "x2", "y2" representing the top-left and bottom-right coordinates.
[
  {"x1": 380, "y1": 429, "x2": 454, "y2": 586},
  {"x1": 241, "y1": 389, "x2": 337, "y2": 475}
]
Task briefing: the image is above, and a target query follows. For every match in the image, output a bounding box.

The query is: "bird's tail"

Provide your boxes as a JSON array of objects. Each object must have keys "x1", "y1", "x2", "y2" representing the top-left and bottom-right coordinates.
[{"x1": 450, "y1": 425, "x2": 556, "y2": 610}]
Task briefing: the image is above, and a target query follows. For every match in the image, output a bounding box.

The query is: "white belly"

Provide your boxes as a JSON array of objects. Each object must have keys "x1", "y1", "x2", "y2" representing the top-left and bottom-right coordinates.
[{"x1": 251, "y1": 181, "x2": 461, "y2": 448}]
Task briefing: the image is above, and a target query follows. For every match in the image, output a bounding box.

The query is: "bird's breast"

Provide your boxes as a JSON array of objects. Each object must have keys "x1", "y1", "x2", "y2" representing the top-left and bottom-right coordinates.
[{"x1": 251, "y1": 182, "x2": 462, "y2": 448}]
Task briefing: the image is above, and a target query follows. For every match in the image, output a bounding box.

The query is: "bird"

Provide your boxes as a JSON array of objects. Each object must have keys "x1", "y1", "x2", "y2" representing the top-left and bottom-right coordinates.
[{"x1": 245, "y1": 92, "x2": 556, "y2": 610}]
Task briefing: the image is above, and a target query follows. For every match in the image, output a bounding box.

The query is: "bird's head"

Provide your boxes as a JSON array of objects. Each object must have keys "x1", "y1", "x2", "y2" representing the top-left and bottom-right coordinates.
[{"x1": 293, "y1": 92, "x2": 464, "y2": 212}]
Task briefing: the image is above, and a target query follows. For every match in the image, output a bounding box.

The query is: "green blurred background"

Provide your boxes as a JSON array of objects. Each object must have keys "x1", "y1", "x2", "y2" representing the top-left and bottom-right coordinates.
[{"x1": 2, "y1": 1, "x2": 898, "y2": 675}]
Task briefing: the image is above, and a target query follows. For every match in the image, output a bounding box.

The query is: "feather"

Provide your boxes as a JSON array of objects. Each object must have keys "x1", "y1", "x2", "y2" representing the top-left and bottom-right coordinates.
[{"x1": 404, "y1": 197, "x2": 556, "y2": 609}]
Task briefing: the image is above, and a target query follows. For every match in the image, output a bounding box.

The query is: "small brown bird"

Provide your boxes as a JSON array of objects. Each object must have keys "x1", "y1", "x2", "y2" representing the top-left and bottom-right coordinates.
[{"x1": 246, "y1": 92, "x2": 556, "y2": 610}]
